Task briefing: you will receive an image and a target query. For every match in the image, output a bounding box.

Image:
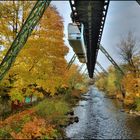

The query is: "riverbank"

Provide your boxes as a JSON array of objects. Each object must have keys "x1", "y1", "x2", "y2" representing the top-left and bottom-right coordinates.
[
  {"x1": 65, "y1": 87, "x2": 140, "y2": 139},
  {"x1": 101, "y1": 91, "x2": 140, "y2": 116},
  {"x1": 0, "y1": 88, "x2": 86, "y2": 139}
]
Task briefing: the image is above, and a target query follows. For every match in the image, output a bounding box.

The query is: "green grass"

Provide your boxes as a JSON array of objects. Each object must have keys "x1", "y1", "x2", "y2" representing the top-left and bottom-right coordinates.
[
  {"x1": 35, "y1": 97, "x2": 70, "y2": 125},
  {"x1": 135, "y1": 98, "x2": 140, "y2": 111},
  {"x1": 0, "y1": 88, "x2": 84, "y2": 139},
  {"x1": 0, "y1": 126, "x2": 11, "y2": 139}
]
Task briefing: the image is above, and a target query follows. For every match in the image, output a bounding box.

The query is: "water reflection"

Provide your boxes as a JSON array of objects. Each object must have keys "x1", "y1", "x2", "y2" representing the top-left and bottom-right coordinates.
[{"x1": 66, "y1": 86, "x2": 140, "y2": 139}]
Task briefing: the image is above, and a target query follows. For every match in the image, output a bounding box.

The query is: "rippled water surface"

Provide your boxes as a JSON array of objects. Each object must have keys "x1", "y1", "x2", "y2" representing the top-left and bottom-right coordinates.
[{"x1": 66, "y1": 86, "x2": 140, "y2": 139}]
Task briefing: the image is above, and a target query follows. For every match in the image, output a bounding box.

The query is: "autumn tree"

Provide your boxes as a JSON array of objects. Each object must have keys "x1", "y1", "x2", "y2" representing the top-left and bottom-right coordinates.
[
  {"x1": 121, "y1": 56, "x2": 140, "y2": 106},
  {"x1": 95, "y1": 72, "x2": 108, "y2": 91},
  {"x1": 63, "y1": 64, "x2": 83, "y2": 89},
  {"x1": 117, "y1": 32, "x2": 140, "y2": 75},
  {"x1": 116, "y1": 32, "x2": 140, "y2": 106},
  {"x1": 0, "y1": 1, "x2": 69, "y2": 101},
  {"x1": 0, "y1": 1, "x2": 35, "y2": 50},
  {"x1": 95, "y1": 65, "x2": 124, "y2": 99}
]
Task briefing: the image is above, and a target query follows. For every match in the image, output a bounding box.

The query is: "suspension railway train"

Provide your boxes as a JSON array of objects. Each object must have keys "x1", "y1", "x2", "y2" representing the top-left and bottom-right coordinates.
[{"x1": 68, "y1": 23, "x2": 87, "y2": 63}]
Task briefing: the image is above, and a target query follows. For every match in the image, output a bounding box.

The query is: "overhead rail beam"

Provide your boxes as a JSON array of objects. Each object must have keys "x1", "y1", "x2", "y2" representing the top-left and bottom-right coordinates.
[
  {"x1": 94, "y1": 0, "x2": 110, "y2": 75},
  {"x1": 69, "y1": 0, "x2": 110, "y2": 78},
  {"x1": 136, "y1": 0, "x2": 140, "y2": 5},
  {"x1": 98, "y1": 1, "x2": 110, "y2": 44},
  {"x1": 99, "y1": 45, "x2": 124, "y2": 75},
  {"x1": 0, "y1": 0, "x2": 51, "y2": 81}
]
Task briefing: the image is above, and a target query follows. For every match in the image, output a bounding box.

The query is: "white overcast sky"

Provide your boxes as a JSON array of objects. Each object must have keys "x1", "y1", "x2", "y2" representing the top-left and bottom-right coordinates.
[{"x1": 52, "y1": 1, "x2": 140, "y2": 73}]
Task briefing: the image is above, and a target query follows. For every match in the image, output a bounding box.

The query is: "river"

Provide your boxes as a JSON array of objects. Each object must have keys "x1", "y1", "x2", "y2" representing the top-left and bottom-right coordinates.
[{"x1": 66, "y1": 86, "x2": 140, "y2": 139}]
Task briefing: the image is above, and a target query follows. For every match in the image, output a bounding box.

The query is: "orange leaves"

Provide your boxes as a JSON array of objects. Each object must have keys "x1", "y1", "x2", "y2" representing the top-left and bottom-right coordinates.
[
  {"x1": 122, "y1": 73, "x2": 139, "y2": 97},
  {"x1": 10, "y1": 117, "x2": 56, "y2": 139},
  {"x1": 0, "y1": 108, "x2": 58, "y2": 139},
  {"x1": 0, "y1": 109, "x2": 35, "y2": 128},
  {"x1": 16, "y1": 117, "x2": 46, "y2": 139},
  {"x1": 42, "y1": 6, "x2": 63, "y2": 30},
  {"x1": 0, "y1": 2, "x2": 69, "y2": 97}
]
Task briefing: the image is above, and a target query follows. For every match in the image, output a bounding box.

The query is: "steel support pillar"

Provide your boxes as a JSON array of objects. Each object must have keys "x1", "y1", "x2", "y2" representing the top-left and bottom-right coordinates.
[
  {"x1": 78, "y1": 63, "x2": 85, "y2": 72},
  {"x1": 99, "y1": 45, "x2": 124, "y2": 75},
  {"x1": 96, "y1": 61, "x2": 108, "y2": 75},
  {"x1": 66, "y1": 54, "x2": 76, "y2": 70},
  {"x1": 0, "y1": 0, "x2": 51, "y2": 81},
  {"x1": 136, "y1": 0, "x2": 140, "y2": 5},
  {"x1": 82, "y1": 67, "x2": 87, "y2": 75}
]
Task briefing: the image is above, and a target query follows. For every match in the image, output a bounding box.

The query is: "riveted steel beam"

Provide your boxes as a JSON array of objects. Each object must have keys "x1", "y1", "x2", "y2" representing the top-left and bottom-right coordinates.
[
  {"x1": 0, "y1": 0, "x2": 51, "y2": 81},
  {"x1": 94, "y1": 67, "x2": 100, "y2": 74},
  {"x1": 96, "y1": 61, "x2": 108, "y2": 75},
  {"x1": 66, "y1": 54, "x2": 77, "y2": 70},
  {"x1": 136, "y1": 0, "x2": 140, "y2": 5},
  {"x1": 69, "y1": 0, "x2": 110, "y2": 78},
  {"x1": 82, "y1": 67, "x2": 87, "y2": 75},
  {"x1": 99, "y1": 45, "x2": 124, "y2": 75},
  {"x1": 78, "y1": 63, "x2": 85, "y2": 72}
]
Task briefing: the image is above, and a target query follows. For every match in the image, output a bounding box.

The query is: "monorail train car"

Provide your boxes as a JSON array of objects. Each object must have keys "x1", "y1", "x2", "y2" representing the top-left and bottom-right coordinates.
[{"x1": 68, "y1": 23, "x2": 87, "y2": 63}]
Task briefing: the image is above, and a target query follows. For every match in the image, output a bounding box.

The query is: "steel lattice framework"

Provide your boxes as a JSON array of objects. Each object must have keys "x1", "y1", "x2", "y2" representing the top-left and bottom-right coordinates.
[
  {"x1": 78, "y1": 63, "x2": 85, "y2": 72},
  {"x1": 96, "y1": 61, "x2": 108, "y2": 75},
  {"x1": 0, "y1": 0, "x2": 51, "y2": 81},
  {"x1": 66, "y1": 54, "x2": 76, "y2": 70},
  {"x1": 99, "y1": 45, "x2": 124, "y2": 75},
  {"x1": 94, "y1": 67, "x2": 100, "y2": 74},
  {"x1": 1, "y1": 0, "x2": 138, "y2": 81},
  {"x1": 137, "y1": 0, "x2": 140, "y2": 5}
]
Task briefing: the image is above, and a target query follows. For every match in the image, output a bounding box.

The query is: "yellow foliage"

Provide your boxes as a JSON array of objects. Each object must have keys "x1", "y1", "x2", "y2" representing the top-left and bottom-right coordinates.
[
  {"x1": 95, "y1": 73, "x2": 107, "y2": 91},
  {"x1": 0, "y1": 2, "x2": 69, "y2": 97},
  {"x1": 122, "y1": 73, "x2": 139, "y2": 98}
]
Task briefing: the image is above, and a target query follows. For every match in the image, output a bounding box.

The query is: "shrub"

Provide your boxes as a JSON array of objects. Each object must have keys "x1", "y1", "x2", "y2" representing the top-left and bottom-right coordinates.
[
  {"x1": 0, "y1": 109, "x2": 34, "y2": 138},
  {"x1": 0, "y1": 126, "x2": 11, "y2": 139},
  {"x1": 135, "y1": 98, "x2": 140, "y2": 111},
  {"x1": 56, "y1": 85, "x2": 70, "y2": 95},
  {"x1": 35, "y1": 98, "x2": 70, "y2": 125},
  {"x1": 10, "y1": 117, "x2": 59, "y2": 139}
]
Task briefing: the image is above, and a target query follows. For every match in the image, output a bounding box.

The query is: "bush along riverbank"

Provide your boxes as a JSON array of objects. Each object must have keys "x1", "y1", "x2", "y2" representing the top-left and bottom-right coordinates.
[
  {"x1": 0, "y1": 87, "x2": 87, "y2": 139},
  {"x1": 94, "y1": 33, "x2": 140, "y2": 115},
  {"x1": 95, "y1": 65, "x2": 140, "y2": 116}
]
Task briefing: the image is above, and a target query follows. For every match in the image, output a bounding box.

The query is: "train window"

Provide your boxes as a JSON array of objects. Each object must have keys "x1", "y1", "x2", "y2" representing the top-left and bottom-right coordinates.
[{"x1": 77, "y1": 37, "x2": 81, "y2": 39}]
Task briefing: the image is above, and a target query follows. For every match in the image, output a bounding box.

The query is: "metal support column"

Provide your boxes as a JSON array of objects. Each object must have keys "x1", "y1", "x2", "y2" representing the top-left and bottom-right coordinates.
[
  {"x1": 94, "y1": 67, "x2": 100, "y2": 74},
  {"x1": 0, "y1": 0, "x2": 51, "y2": 81},
  {"x1": 99, "y1": 45, "x2": 124, "y2": 75},
  {"x1": 78, "y1": 63, "x2": 85, "y2": 72},
  {"x1": 136, "y1": 0, "x2": 140, "y2": 5},
  {"x1": 66, "y1": 54, "x2": 76, "y2": 70},
  {"x1": 82, "y1": 67, "x2": 87, "y2": 75},
  {"x1": 96, "y1": 61, "x2": 108, "y2": 75}
]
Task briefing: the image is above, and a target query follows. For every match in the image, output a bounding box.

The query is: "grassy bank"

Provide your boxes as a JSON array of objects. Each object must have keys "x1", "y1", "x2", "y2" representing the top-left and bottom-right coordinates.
[{"x1": 0, "y1": 88, "x2": 86, "y2": 139}]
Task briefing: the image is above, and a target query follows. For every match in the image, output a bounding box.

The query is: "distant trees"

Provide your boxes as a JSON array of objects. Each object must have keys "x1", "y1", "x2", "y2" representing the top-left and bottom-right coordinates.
[
  {"x1": 95, "y1": 72, "x2": 107, "y2": 91},
  {"x1": 117, "y1": 32, "x2": 140, "y2": 106},
  {"x1": 117, "y1": 32, "x2": 139, "y2": 75},
  {"x1": 95, "y1": 32, "x2": 140, "y2": 109},
  {"x1": 0, "y1": 1, "x2": 35, "y2": 48},
  {"x1": 95, "y1": 66, "x2": 120, "y2": 97}
]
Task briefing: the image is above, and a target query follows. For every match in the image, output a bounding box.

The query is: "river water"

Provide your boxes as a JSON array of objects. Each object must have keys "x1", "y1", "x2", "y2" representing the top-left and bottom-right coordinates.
[{"x1": 66, "y1": 86, "x2": 140, "y2": 139}]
